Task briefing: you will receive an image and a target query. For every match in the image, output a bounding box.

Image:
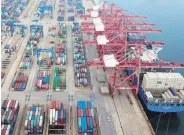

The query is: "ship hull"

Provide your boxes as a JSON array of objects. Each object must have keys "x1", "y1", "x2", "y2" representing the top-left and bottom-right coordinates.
[{"x1": 139, "y1": 87, "x2": 184, "y2": 112}]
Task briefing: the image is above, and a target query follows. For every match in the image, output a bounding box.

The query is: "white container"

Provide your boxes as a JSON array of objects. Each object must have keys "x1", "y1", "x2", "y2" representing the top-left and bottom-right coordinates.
[
  {"x1": 145, "y1": 91, "x2": 153, "y2": 99},
  {"x1": 7, "y1": 100, "x2": 11, "y2": 109},
  {"x1": 50, "y1": 109, "x2": 52, "y2": 124},
  {"x1": 5, "y1": 128, "x2": 10, "y2": 135},
  {"x1": 25, "y1": 120, "x2": 28, "y2": 127},
  {"x1": 55, "y1": 111, "x2": 58, "y2": 123},
  {"x1": 15, "y1": 100, "x2": 19, "y2": 109},
  {"x1": 52, "y1": 109, "x2": 55, "y2": 123}
]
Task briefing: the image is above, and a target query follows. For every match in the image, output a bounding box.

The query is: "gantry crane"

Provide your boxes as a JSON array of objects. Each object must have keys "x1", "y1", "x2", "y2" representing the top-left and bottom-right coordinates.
[{"x1": 79, "y1": 1, "x2": 184, "y2": 97}]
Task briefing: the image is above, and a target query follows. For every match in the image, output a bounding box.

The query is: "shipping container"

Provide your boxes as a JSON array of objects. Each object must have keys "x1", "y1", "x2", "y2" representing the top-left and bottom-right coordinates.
[
  {"x1": 11, "y1": 71, "x2": 29, "y2": 91},
  {"x1": 1, "y1": 100, "x2": 20, "y2": 135},
  {"x1": 77, "y1": 101, "x2": 97, "y2": 134},
  {"x1": 49, "y1": 101, "x2": 67, "y2": 134},
  {"x1": 24, "y1": 105, "x2": 45, "y2": 134},
  {"x1": 72, "y1": 25, "x2": 91, "y2": 88},
  {"x1": 34, "y1": 70, "x2": 51, "y2": 91},
  {"x1": 53, "y1": 67, "x2": 66, "y2": 91}
]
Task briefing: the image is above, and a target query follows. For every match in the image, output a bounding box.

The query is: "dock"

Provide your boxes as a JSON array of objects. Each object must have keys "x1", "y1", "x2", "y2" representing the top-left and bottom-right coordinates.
[{"x1": 1, "y1": 0, "x2": 155, "y2": 135}]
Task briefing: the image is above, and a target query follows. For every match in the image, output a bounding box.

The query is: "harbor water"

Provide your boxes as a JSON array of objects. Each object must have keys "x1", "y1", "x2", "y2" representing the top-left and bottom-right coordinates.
[{"x1": 105, "y1": 0, "x2": 184, "y2": 135}]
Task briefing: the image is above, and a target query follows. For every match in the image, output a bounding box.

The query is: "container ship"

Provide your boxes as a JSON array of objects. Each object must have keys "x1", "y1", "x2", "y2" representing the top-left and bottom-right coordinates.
[
  {"x1": 81, "y1": 1, "x2": 184, "y2": 113},
  {"x1": 125, "y1": 67, "x2": 184, "y2": 113},
  {"x1": 123, "y1": 29, "x2": 184, "y2": 113}
]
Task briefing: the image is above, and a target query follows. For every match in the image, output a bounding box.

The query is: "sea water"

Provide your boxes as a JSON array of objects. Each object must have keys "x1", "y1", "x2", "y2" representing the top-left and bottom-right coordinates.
[{"x1": 105, "y1": 0, "x2": 184, "y2": 134}]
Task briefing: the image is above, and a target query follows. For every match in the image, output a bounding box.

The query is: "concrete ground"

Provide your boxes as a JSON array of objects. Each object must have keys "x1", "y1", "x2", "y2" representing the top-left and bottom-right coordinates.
[{"x1": 1, "y1": 0, "x2": 154, "y2": 135}]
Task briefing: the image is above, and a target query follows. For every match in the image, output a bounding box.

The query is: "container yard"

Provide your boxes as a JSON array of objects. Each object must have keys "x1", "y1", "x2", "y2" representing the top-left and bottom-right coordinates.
[
  {"x1": 52, "y1": 67, "x2": 66, "y2": 91},
  {"x1": 34, "y1": 70, "x2": 51, "y2": 91},
  {"x1": 1, "y1": 0, "x2": 184, "y2": 135},
  {"x1": 1, "y1": 100, "x2": 20, "y2": 135}
]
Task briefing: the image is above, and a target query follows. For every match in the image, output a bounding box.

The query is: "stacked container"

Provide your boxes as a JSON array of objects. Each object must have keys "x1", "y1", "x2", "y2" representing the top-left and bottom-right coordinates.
[
  {"x1": 68, "y1": 16, "x2": 75, "y2": 21},
  {"x1": 142, "y1": 72, "x2": 184, "y2": 91},
  {"x1": 1, "y1": 100, "x2": 20, "y2": 135},
  {"x1": 72, "y1": 24, "x2": 90, "y2": 88},
  {"x1": 75, "y1": 0, "x2": 85, "y2": 16},
  {"x1": 127, "y1": 33, "x2": 145, "y2": 42},
  {"x1": 1, "y1": 125, "x2": 14, "y2": 135},
  {"x1": 49, "y1": 100, "x2": 67, "y2": 124},
  {"x1": 49, "y1": 101, "x2": 67, "y2": 134},
  {"x1": 57, "y1": 0, "x2": 65, "y2": 21},
  {"x1": 19, "y1": 57, "x2": 33, "y2": 69},
  {"x1": 53, "y1": 67, "x2": 66, "y2": 90},
  {"x1": 77, "y1": 101, "x2": 97, "y2": 135},
  {"x1": 11, "y1": 72, "x2": 29, "y2": 91},
  {"x1": 24, "y1": 105, "x2": 44, "y2": 134},
  {"x1": 4, "y1": 44, "x2": 16, "y2": 54},
  {"x1": 56, "y1": 24, "x2": 67, "y2": 65},
  {"x1": 34, "y1": 71, "x2": 50, "y2": 91},
  {"x1": 56, "y1": 43, "x2": 66, "y2": 65},
  {"x1": 2, "y1": 0, "x2": 30, "y2": 20}
]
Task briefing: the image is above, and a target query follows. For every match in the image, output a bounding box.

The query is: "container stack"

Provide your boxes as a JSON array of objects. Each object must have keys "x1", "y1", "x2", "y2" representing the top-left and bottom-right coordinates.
[
  {"x1": 1, "y1": 100, "x2": 20, "y2": 135},
  {"x1": 75, "y1": 0, "x2": 85, "y2": 16},
  {"x1": 24, "y1": 105, "x2": 44, "y2": 134},
  {"x1": 11, "y1": 72, "x2": 29, "y2": 91},
  {"x1": 77, "y1": 101, "x2": 97, "y2": 135},
  {"x1": 4, "y1": 44, "x2": 16, "y2": 54},
  {"x1": 68, "y1": 16, "x2": 75, "y2": 21},
  {"x1": 49, "y1": 101, "x2": 67, "y2": 134},
  {"x1": 19, "y1": 57, "x2": 33, "y2": 69},
  {"x1": 28, "y1": 31, "x2": 41, "y2": 55},
  {"x1": 127, "y1": 33, "x2": 145, "y2": 42},
  {"x1": 56, "y1": 24, "x2": 67, "y2": 65},
  {"x1": 57, "y1": 0, "x2": 65, "y2": 21},
  {"x1": 72, "y1": 22, "x2": 81, "y2": 34},
  {"x1": 2, "y1": 0, "x2": 30, "y2": 20},
  {"x1": 53, "y1": 67, "x2": 66, "y2": 91},
  {"x1": 72, "y1": 25, "x2": 90, "y2": 88},
  {"x1": 34, "y1": 71, "x2": 50, "y2": 91},
  {"x1": 56, "y1": 43, "x2": 66, "y2": 65},
  {"x1": 142, "y1": 72, "x2": 184, "y2": 91}
]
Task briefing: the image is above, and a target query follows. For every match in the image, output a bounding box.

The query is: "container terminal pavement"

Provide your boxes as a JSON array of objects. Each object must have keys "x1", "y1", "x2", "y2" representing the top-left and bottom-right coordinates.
[{"x1": 2, "y1": 0, "x2": 178, "y2": 135}]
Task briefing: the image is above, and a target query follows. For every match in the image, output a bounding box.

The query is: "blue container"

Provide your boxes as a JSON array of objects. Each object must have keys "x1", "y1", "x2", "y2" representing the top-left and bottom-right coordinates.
[
  {"x1": 60, "y1": 102, "x2": 64, "y2": 110},
  {"x1": 12, "y1": 80, "x2": 16, "y2": 87},
  {"x1": 133, "y1": 75, "x2": 137, "y2": 85},
  {"x1": 90, "y1": 117, "x2": 93, "y2": 128},
  {"x1": 169, "y1": 87, "x2": 177, "y2": 96}
]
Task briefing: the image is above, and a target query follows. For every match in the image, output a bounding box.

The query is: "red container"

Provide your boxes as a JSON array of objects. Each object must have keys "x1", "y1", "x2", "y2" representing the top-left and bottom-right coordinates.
[
  {"x1": 92, "y1": 117, "x2": 96, "y2": 127},
  {"x1": 87, "y1": 117, "x2": 90, "y2": 129},
  {"x1": 93, "y1": 131, "x2": 97, "y2": 135}
]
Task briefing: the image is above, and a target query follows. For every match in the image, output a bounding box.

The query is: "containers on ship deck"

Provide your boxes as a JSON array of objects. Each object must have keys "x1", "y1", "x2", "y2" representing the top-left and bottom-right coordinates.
[
  {"x1": 77, "y1": 101, "x2": 97, "y2": 134},
  {"x1": 142, "y1": 72, "x2": 184, "y2": 91},
  {"x1": 53, "y1": 67, "x2": 66, "y2": 91},
  {"x1": 49, "y1": 101, "x2": 67, "y2": 134},
  {"x1": 11, "y1": 71, "x2": 29, "y2": 91},
  {"x1": 34, "y1": 71, "x2": 51, "y2": 91},
  {"x1": 1, "y1": 100, "x2": 20, "y2": 135},
  {"x1": 24, "y1": 105, "x2": 45, "y2": 135}
]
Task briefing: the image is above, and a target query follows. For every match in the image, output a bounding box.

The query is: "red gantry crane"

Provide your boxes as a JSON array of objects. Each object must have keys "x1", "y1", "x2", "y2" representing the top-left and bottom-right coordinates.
[{"x1": 80, "y1": 1, "x2": 184, "y2": 97}]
